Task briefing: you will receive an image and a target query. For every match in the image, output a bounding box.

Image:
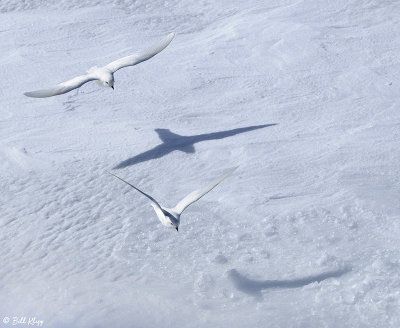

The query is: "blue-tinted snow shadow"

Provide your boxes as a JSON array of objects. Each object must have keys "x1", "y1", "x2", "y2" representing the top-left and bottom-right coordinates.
[
  {"x1": 114, "y1": 124, "x2": 277, "y2": 169},
  {"x1": 228, "y1": 267, "x2": 351, "y2": 300}
]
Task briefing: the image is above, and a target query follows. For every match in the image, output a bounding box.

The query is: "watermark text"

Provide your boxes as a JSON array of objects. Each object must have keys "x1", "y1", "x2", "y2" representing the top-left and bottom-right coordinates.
[{"x1": 3, "y1": 317, "x2": 44, "y2": 326}]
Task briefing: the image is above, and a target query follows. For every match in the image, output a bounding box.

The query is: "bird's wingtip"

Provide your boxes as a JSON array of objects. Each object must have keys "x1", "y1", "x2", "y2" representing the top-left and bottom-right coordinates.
[
  {"x1": 105, "y1": 170, "x2": 116, "y2": 177},
  {"x1": 24, "y1": 91, "x2": 43, "y2": 98},
  {"x1": 229, "y1": 166, "x2": 239, "y2": 174},
  {"x1": 23, "y1": 90, "x2": 54, "y2": 98}
]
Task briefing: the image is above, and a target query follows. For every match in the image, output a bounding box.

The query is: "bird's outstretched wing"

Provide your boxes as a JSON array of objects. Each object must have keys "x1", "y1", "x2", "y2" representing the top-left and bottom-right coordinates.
[
  {"x1": 24, "y1": 74, "x2": 96, "y2": 98},
  {"x1": 105, "y1": 33, "x2": 175, "y2": 73},
  {"x1": 107, "y1": 171, "x2": 163, "y2": 211},
  {"x1": 173, "y1": 167, "x2": 237, "y2": 215}
]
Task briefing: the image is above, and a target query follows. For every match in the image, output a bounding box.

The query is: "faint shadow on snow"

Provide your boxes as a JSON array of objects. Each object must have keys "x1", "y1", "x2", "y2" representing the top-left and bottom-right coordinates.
[
  {"x1": 228, "y1": 266, "x2": 351, "y2": 300},
  {"x1": 114, "y1": 124, "x2": 277, "y2": 169}
]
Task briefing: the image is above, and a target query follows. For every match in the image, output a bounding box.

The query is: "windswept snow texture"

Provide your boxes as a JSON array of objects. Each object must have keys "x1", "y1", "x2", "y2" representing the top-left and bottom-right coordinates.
[{"x1": 1, "y1": 1, "x2": 400, "y2": 327}]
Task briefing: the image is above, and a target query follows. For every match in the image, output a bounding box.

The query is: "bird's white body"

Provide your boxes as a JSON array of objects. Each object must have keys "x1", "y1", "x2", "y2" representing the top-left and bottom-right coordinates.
[
  {"x1": 152, "y1": 205, "x2": 181, "y2": 230},
  {"x1": 109, "y1": 168, "x2": 236, "y2": 231},
  {"x1": 89, "y1": 67, "x2": 114, "y2": 88},
  {"x1": 88, "y1": 66, "x2": 114, "y2": 82},
  {"x1": 24, "y1": 33, "x2": 175, "y2": 98}
]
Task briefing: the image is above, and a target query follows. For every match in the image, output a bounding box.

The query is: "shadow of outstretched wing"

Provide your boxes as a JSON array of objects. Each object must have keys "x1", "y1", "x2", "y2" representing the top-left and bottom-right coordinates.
[{"x1": 228, "y1": 267, "x2": 351, "y2": 300}]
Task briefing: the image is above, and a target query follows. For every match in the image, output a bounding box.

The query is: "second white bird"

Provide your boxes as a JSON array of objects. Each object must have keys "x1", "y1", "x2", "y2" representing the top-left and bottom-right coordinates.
[{"x1": 108, "y1": 168, "x2": 236, "y2": 231}]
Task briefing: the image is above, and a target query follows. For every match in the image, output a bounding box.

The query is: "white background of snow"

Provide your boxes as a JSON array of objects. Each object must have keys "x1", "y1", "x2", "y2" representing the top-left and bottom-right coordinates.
[{"x1": 1, "y1": 0, "x2": 400, "y2": 327}]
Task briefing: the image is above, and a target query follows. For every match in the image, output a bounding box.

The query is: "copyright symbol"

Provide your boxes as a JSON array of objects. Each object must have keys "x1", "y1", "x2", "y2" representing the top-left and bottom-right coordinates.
[{"x1": 3, "y1": 317, "x2": 10, "y2": 324}]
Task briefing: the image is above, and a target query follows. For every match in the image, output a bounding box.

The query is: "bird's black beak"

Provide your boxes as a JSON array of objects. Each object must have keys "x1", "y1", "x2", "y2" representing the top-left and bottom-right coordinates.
[
  {"x1": 111, "y1": 86, "x2": 114, "y2": 90},
  {"x1": 176, "y1": 227, "x2": 179, "y2": 232}
]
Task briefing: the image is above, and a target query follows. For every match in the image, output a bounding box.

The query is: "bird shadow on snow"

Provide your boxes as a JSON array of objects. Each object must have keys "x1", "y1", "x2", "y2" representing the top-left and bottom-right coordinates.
[
  {"x1": 228, "y1": 266, "x2": 351, "y2": 300},
  {"x1": 114, "y1": 124, "x2": 277, "y2": 169}
]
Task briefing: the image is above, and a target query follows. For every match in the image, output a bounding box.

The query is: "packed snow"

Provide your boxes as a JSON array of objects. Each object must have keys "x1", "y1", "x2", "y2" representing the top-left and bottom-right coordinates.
[{"x1": 1, "y1": 0, "x2": 399, "y2": 327}]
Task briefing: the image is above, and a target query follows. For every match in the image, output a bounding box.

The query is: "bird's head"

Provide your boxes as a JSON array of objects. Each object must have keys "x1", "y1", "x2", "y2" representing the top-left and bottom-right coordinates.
[
  {"x1": 163, "y1": 210, "x2": 180, "y2": 232},
  {"x1": 104, "y1": 76, "x2": 114, "y2": 90},
  {"x1": 99, "y1": 71, "x2": 114, "y2": 89},
  {"x1": 168, "y1": 221, "x2": 179, "y2": 232}
]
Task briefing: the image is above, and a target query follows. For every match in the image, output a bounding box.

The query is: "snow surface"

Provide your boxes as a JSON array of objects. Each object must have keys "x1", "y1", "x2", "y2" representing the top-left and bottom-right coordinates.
[{"x1": 1, "y1": 0, "x2": 400, "y2": 327}]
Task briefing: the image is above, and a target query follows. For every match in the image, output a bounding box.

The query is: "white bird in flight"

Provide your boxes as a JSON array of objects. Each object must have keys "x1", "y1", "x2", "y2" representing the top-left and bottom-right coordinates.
[
  {"x1": 24, "y1": 33, "x2": 175, "y2": 98},
  {"x1": 108, "y1": 168, "x2": 236, "y2": 231}
]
